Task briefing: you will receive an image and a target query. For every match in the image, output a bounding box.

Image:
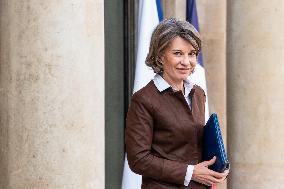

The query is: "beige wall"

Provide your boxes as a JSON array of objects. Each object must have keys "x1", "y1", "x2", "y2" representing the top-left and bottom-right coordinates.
[
  {"x1": 162, "y1": 0, "x2": 186, "y2": 20},
  {"x1": 0, "y1": 0, "x2": 104, "y2": 188}
]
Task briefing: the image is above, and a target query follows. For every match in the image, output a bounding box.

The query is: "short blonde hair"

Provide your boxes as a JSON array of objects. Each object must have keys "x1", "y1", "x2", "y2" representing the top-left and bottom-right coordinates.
[{"x1": 145, "y1": 18, "x2": 201, "y2": 73}]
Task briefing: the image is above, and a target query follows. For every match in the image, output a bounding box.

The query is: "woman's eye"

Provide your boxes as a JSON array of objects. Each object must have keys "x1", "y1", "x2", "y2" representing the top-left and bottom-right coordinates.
[
  {"x1": 174, "y1": 52, "x2": 182, "y2": 56},
  {"x1": 189, "y1": 51, "x2": 197, "y2": 56}
]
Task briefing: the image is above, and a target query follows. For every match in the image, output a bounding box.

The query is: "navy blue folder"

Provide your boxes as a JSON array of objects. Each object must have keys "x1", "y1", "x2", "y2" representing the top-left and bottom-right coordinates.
[{"x1": 203, "y1": 113, "x2": 230, "y2": 173}]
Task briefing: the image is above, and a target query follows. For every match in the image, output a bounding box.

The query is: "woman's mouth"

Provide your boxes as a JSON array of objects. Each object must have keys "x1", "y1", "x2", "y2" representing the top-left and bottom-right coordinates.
[{"x1": 176, "y1": 68, "x2": 190, "y2": 73}]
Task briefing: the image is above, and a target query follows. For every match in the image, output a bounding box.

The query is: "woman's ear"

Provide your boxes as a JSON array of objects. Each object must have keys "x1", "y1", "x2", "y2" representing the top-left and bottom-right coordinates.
[{"x1": 158, "y1": 55, "x2": 164, "y2": 65}]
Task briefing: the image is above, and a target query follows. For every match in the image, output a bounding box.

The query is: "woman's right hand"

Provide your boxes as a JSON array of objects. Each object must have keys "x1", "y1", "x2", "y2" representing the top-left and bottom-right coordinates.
[{"x1": 192, "y1": 156, "x2": 229, "y2": 186}]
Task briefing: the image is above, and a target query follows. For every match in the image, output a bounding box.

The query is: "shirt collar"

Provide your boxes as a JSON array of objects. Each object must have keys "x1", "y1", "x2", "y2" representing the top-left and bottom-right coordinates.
[
  {"x1": 153, "y1": 74, "x2": 171, "y2": 92},
  {"x1": 153, "y1": 74, "x2": 194, "y2": 97}
]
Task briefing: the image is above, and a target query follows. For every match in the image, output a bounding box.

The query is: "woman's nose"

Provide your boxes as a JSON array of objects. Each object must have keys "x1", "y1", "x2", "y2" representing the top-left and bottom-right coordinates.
[{"x1": 181, "y1": 55, "x2": 191, "y2": 66}]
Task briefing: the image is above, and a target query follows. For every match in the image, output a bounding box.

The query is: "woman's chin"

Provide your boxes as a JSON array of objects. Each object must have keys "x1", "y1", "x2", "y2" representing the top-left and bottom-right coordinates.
[{"x1": 178, "y1": 74, "x2": 190, "y2": 81}]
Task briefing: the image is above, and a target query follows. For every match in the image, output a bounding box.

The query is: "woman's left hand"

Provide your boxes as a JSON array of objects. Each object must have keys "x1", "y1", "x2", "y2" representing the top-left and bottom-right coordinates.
[{"x1": 192, "y1": 156, "x2": 229, "y2": 186}]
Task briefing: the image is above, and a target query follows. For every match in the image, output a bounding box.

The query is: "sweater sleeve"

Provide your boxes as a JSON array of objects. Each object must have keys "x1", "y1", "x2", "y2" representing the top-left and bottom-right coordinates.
[{"x1": 125, "y1": 93, "x2": 188, "y2": 185}]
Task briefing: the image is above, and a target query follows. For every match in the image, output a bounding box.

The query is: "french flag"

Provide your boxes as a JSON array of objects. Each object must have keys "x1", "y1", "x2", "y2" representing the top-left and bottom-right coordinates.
[{"x1": 121, "y1": 1, "x2": 163, "y2": 189}]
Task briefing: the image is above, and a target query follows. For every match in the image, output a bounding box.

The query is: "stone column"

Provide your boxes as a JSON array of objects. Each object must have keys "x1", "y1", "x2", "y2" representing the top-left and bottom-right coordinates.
[
  {"x1": 0, "y1": 0, "x2": 104, "y2": 188},
  {"x1": 228, "y1": 1, "x2": 284, "y2": 188}
]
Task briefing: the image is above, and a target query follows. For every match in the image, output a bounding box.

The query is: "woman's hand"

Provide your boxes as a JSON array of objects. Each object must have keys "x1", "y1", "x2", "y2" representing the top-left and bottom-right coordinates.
[{"x1": 192, "y1": 156, "x2": 229, "y2": 186}]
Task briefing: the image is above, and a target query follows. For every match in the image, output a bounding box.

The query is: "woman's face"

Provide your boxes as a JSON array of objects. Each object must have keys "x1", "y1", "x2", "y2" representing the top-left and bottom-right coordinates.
[{"x1": 161, "y1": 36, "x2": 197, "y2": 83}]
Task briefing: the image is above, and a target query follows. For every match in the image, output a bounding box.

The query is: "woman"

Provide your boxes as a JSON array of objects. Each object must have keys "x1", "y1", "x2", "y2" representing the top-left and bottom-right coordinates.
[{"x1": 125, "y1": 18, "x2": 228, "y2": 189}]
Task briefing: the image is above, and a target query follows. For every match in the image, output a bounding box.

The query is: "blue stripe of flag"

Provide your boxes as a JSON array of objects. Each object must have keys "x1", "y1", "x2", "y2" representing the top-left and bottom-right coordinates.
[{"x1": 156, "y1": 0, "x2": 163, "y2": 22}]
